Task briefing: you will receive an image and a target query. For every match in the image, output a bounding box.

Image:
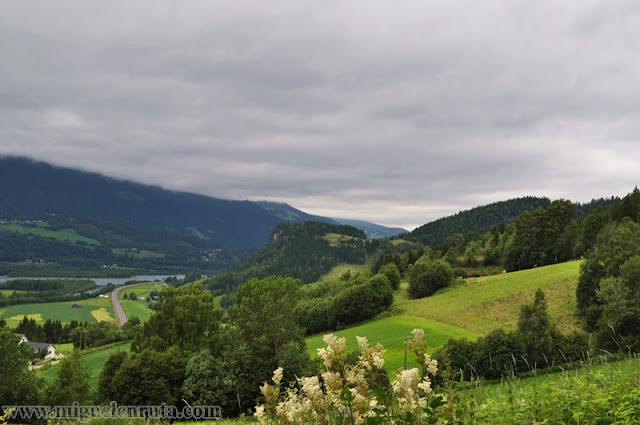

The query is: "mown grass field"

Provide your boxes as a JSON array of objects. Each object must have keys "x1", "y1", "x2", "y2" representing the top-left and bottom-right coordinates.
[
  {"x1": 0, "y1": 297, "x2": 116, "y2": 327},
  {"x1": 55, "y1": 343, "x2": 75, "y2": 353},
  {"x1": 0, "y1": 221, "x2": 101, "y2": 245},
  {"x1": 118, "y1": 283, "x2": 165, "y2": 322},
  {"x1": 38, "y1": 343, "x2": 131, "y2": 390},
  {"x1": 392, "y1": 261, "x2": 582, "y2": 335},
  {"x1": 306, "y1": 315, "x2": 478, "y2": 375}
]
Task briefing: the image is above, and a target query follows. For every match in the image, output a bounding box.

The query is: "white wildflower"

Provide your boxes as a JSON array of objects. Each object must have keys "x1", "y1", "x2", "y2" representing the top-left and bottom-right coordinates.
[
  {"x1": 254, "y1": 405, "x2": 265, "y2": 421},
  {"x1": 372, "y1": 352, "x2": 385, "y2": 369},
  {"x1": 356, "y1": 335, "x2": 369, "y2": 352},
  {"x1": 272, "y1": 367, "x2": 284, "y2": 385},
  {"x1": 424, "y1": 354, "x2": 438, "y2": 375},
  {"x1": 411, "y1": 328, "x2": 425, "y2": 343},
  {"x1": 418, "y1": 377, "x2": 432, "y2": 394}
]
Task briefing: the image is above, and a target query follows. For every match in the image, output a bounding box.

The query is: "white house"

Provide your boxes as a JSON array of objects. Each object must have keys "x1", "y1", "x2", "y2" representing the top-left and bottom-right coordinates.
[
  {"x1": 28, "y1": 342, "x2": 56, "y2": 360},
  {"x1": 15, "y1": 334, "x2": 56, "y2": 360}
]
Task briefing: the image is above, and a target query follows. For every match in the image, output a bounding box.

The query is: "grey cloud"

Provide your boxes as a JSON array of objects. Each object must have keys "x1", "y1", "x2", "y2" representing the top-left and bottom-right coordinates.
[{"x1": 1, "y1": 1, "x2": 639, "y2": 230}]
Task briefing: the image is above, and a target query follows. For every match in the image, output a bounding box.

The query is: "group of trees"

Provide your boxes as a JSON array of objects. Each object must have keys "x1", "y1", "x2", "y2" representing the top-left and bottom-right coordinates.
[
  {"x1": 97, "y1": 280, "x2": 315, "y2": 416},
  {"x1": 11, "y1": 316, "x2": 86, "y2": 343},
  {"x1": 576, "y1": 218, "x2": 640, "y2": 351},
  {"x1": 7, "y1": 315, "x2": 139, "y2": 348},
  {"x1": 405, "y1": 197, "x2": 552, "y2": 246},
  {"x1": 373, "y1": 188, "x2": 640, "y2": 280}
]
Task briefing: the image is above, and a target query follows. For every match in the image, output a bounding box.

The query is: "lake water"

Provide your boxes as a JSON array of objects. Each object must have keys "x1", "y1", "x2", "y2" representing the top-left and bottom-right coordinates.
[{"x1": 0, "y1": 274, "x2": 185, "y2": 288}]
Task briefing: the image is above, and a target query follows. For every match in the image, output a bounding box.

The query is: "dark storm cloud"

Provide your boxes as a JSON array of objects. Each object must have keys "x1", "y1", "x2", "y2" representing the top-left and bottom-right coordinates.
[{"x1": 1, "y1": 0, "x2": 639, "y2": 230}]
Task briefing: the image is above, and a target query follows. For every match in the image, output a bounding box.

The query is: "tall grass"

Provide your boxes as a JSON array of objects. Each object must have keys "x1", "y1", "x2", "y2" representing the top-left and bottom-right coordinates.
[{"x1": 449, "y1": 354, "x2": 640, "y2": 424}]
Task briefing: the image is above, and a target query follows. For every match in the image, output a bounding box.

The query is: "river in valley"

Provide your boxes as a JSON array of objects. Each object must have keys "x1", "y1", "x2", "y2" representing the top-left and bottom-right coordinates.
[{"x1": 0, "y1": 274, "x2": 185, "y2": 288}]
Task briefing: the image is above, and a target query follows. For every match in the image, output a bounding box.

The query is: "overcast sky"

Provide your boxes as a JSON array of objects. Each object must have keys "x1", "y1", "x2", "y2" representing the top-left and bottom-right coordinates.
[{"x1": 1, "y1": 1, "x2": 639, "y2": 230}]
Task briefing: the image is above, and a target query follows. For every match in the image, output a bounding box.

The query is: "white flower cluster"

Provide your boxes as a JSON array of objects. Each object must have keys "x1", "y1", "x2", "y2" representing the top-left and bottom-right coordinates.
[
  {"x1": 424, "y1": 353, "x2": 438, "y2": 376},
  {"x1": 317, "y1": 334, "x2": 347, "y2": 369},
  {"x1": 255, "y1": 329, "x2": 441, "y2": 425},
  {"x1": 392, "y1": 367, "x2": 433, "y2": 415},
  {"x1": 357, "y1": 336, "x2": 386, "y2": 370}
]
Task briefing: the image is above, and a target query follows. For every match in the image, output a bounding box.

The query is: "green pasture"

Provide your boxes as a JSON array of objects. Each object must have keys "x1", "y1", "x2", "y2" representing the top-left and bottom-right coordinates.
[
  {"x1": 119, "y1": 282, "x2": 165, "y2": 298},
  {"x1": 38, "y1": 343, "x2": 131, "y2": 391},
  {"x1": 0, "y1": 221, "x2": 101, "y2": 246},
  {"x1": 0, "y1": 297, "x2": 115, "y2": 327},
  {"x1": 55, "y1": 343, "x2": 75, "y2": 354},
  {"x1": 305, "y1": 315, "x2": 478, "y2": 376},
  {"x1": 119, "y1": 299, "x2": 154, "y2": 322},
  {"x1": 393, "y1": 261, "x2": 582, "y2": 335}
]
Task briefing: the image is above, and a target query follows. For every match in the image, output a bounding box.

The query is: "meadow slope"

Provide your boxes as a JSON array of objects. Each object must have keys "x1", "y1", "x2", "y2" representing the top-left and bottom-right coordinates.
[{"x1": 305, "y1": 261, "x2": 582, "y2": 375}]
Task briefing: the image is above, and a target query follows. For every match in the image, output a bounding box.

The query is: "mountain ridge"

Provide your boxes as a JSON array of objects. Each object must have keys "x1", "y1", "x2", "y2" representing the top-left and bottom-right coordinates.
[{"x1": 0, "y1": 157, "x2": 419, "y2": 249}]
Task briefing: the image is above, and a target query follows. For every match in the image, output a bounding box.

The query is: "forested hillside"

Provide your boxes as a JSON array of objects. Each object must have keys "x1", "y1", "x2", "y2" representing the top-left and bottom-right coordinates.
[
  {"x1": 0, "y1": 157, "x2": 282, "y2": 250},
  {"x1": 205, "y1": 222, "x2": 367, "y2": 295},
  {"x1": 405, "y1": 197, "x2": 551, "y2": 245}
]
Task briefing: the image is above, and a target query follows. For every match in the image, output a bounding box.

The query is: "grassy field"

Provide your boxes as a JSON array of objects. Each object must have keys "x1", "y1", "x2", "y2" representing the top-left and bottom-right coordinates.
[
  {"x1": 314, "y1": 263, "x2": 370, "y2": 283},
  {"x1": 38, "y1": 343, "x2": 131, "y2": 390},
  {"x1": 118, "y1": 283, "x2": 165, "y2": 322},
  {"x1": 0, "y1": 297, "x2": 116, "y2": 327},
  {"x1": 55, "y1": 343, "x2": 75, "y2": 353},
  {"x1": 0, "y1": 221, "x2": 101, "y2": 245},
  {"x1": 392, "y1": 261, "x2": 582, "y2": 335},
  {"x1": 304, "y1": 261, "x2": 582, "y2": 377},
  {"x1": 306, "y1": 315, "x2": 478, "y2": 376}
]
